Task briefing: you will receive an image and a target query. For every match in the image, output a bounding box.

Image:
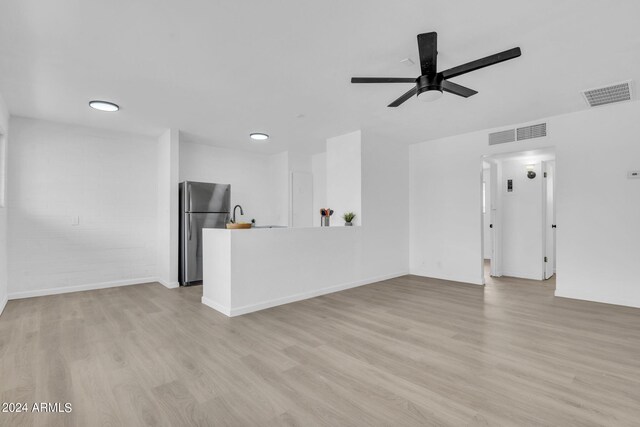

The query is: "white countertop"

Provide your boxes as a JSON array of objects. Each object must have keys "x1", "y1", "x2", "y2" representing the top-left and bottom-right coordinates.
[{"x1": 210, "y1": 225, "x2": 361, "y2": 231}]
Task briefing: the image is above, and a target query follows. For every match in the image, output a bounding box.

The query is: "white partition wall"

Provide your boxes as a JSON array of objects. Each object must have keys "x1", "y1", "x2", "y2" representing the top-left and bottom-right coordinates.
[
  {"x1": 290, "y1": 171, "x2": 313, "y2": 227},
  {"x1": 156, "y1": 129, "x2": 180, "y2": 288},
  {"x1": 202, "y1": 227, "x2": 365, "y2": 316},
  {"x1": 311, "y1": 152, "x2": 327, "y2": 227},
  {"x1": 202, "y1": 128, "x2": 410, "y2": 317},
  {"x1": 326, "y1": 130, "x2": 362, "y2": 226}
]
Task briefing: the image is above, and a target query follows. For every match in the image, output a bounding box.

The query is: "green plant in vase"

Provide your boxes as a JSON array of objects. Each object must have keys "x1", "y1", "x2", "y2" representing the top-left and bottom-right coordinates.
[{"x1": 342, "y1": 212, "x2": 356, "y2": 226}]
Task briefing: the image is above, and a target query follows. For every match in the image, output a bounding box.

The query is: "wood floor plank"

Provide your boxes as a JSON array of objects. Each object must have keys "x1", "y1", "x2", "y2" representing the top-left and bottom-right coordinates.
[{"x1": 1, "y1": 271, "x2": 639, "y2": 426}]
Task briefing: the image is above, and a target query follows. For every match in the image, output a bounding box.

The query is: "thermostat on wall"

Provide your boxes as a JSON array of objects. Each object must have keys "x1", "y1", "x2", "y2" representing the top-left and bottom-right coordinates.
[{"x1": 628, "y1": 170, "x2": 640, "y2": 179}]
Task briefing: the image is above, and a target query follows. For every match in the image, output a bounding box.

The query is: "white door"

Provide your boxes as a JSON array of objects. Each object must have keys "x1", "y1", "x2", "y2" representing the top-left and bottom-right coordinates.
[
  {"x1": 290, "y1": 172, "x2": 313, "y2": 227},
  {"x1": 543, "y1": 161, "x2": 556, "y2": 279}
]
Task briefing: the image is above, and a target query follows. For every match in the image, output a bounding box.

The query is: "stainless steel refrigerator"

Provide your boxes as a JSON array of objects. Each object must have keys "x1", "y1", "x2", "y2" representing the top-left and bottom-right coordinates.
[{"x1": 179, "y1": 181, "x2": 231, "y2": 285}]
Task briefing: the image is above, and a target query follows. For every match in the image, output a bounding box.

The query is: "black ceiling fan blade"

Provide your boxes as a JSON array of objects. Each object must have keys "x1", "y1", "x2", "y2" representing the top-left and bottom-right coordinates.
[
  {"x1": 441, "y1": 47, "x2": 521, "y2": 80},
  {"x1": 442, "y1": 80, "x2": 478, "y2": 98},
  {"x1": 351, "y1": 77, "x2": 416, "y2": 83},
  {"x1": 417, "y1": 32, "x2": 438, "y2": 76},
  {"x1": 388, "y1": 86, "x2": 417, "y2": 107}
]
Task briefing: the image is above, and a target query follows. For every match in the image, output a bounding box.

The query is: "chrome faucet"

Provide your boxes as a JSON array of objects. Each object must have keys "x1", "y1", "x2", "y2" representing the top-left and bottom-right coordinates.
[{"x1": 232, "y1": 205, "x2": 244, "y2": 223}]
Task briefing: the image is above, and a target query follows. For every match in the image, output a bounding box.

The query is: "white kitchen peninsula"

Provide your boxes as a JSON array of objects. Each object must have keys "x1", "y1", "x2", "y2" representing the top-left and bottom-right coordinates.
[{"x1": 202, "y1": 226, "x2": 395, "y2": 316}]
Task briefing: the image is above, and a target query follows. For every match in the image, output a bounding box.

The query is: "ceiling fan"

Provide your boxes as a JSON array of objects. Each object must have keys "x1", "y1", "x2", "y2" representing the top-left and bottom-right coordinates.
[{"x1": 351, "y1": 32, "x2": 521, "y2": 107}]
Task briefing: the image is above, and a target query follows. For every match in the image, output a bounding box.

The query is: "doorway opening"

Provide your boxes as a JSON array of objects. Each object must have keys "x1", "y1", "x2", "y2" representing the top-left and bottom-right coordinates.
[{"x1": 481, "y1": 149, "x2": 556, "y2": 283}]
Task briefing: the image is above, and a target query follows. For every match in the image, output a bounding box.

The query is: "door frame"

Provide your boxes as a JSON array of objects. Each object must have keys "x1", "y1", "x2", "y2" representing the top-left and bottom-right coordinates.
[
  {"x1": 489, "y1": 160, "x2": 502, "y2": 277},
  {"x1": 482, "y1": 149, "x2": 556, "y2": 282},
  {"x1": 541, "y1": 160, "x2": 556, "y2": 279},
  {"x1": 480, "y1": 158, "x2": 503, "y2": 282}
]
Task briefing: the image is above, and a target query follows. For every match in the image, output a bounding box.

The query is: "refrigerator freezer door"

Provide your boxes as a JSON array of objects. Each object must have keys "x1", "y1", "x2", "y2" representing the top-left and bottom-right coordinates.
[
  {"x1": 183, "y1": 212, "x2": 228, "y2": 284},
  {"x1": 185, "y1": 182, "x2": 231, "y2": 213}
]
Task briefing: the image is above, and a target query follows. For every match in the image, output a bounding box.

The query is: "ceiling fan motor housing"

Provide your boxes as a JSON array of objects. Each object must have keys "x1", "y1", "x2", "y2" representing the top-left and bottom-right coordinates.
[{"x1": 417, "y1": 74, "x2": 443, "y2": 96}]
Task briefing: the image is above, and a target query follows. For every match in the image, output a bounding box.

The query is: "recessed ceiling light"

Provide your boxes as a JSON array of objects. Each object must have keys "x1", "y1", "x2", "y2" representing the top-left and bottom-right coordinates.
[
  {"x1": 89, "y1": 100, "x2": 119, "y2": 112},
  {"x1": 250, "y1": 133, "x2": 269, "y2": 141}
]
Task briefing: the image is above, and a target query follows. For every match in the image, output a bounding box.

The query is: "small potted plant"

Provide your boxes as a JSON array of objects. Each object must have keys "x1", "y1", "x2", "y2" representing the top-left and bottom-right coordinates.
[{"x1": 342, "y1": 212, "x2": 356, "y2": 226}]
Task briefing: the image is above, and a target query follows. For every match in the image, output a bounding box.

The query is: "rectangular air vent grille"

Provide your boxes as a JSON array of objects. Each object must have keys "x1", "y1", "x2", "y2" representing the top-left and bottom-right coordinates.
[
  {"x1": 517, "y1": 123, "x2": 547, "y2": 141},
  {"x1": 582, "y1": 81, "x2": 632, "y2": 107},
  {"x1": 488, "y1": 129, "x2": 515, "y2": 145}
]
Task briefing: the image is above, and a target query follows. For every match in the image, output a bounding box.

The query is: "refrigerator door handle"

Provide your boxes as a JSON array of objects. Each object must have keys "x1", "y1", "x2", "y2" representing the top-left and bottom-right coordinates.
[{"x1": 188, "y1": 215, "x2": 192, "y2": 240}]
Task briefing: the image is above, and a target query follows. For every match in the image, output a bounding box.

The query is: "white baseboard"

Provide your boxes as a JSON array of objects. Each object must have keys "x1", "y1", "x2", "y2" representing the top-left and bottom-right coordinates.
[
  {"x1": 202, "y1": 271, "x2": 409, "y2": 318},
  {"x1": 230, "y1": 271, "x2": 408, "y2": 317},
  {"x1": 555, "y1": 290, "x2": 640, "y2": 309},
  {"x1": 501, "y1": 270, "x2": 543, "y2": 281},
  {"x1": 0, "y1": 295, "x2": 7, "y2": 317},
  {"x1": 201, "y1": 296, "x2": 231, "y2": 316},
  {"x1": 409, "y1": 270, "x2": 484, "y2": 286},
  {"x1": 158, "y1": 280, "x2": 179, "y2": 289},
  {"x1": 7, "y1": 277, "x2": 158, "y2": 300}
]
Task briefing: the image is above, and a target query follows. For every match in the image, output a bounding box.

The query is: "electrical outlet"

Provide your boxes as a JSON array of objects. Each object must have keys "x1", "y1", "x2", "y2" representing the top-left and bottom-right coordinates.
[
  {"x1": 71, "y1": 216, "x2": 80, "y2": 226},
  {"x1": 628, "y1": 170, "x2": 640, "y2": 179}
]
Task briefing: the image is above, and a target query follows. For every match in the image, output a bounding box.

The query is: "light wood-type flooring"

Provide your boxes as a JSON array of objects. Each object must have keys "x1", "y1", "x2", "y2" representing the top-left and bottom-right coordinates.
[{"x1": 1, "y1": 270, "x2": 639, "y2": 426}]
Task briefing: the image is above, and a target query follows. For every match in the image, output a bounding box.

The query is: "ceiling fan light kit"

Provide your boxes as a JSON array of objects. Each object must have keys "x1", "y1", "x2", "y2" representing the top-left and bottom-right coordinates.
[
  {"x1": 351, "y1": 32, "x2": 521, "y2": 107},
  {"x1": 416, "y1": 74, "x2": 444, "y2": 102}
]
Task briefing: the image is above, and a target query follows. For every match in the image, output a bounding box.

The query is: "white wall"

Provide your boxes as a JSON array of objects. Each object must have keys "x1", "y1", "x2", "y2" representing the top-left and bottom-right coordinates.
[
  {"x1": 290, "y1": 171, "x2": 313, "y2": 227},
  {"x1": 482, "y1": 167, "x2": 491, "y2": 259},
  {"x1": 410, "y1": 100, "x2": 640, "y2": 308},
  {"x1": 156, "y1": 129, "x2": 180, "y2": 288},
  {"x1": 179, "y1": 142, "x2": 315, "y2": 228},
  {"x1": 360, "y1": 130, "x2": 410, "y2": 278},
  {"x1": 268, "y1": 151, "x2": 290, "y2": 226},
  {"x1": 179, "y1": 140, "x2": 288, "y2": 226},
  {"x1": 326, "y1": 130, "x2": 362, "y2": 226},
  {"x1": 7, "y1": 117, "x2": 159, "y2": 298},
  {"x1": 288, "y1": 152, "x2": 313, "y2": 228},
  {"x1": 311, "y1": 152, "x2": 327, "y2": 227},
  {"x1": 500, "y1": 159, "x2": 544, "y2": 280},
  {"x1": 410, "y1": 131, "x2": 485, "y2": 284},
  {"x1": 0, "y1": 93, "x2": 9, "y2": 315},
  {"x1": 288, "y1": 152, "x2": 312, "y2": 174}
]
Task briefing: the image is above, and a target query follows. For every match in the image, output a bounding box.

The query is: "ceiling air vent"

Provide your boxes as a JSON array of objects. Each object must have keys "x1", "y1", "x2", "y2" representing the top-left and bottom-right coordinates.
[
  {"x1": 582, "y1": 81, "x2": 632, "y2": 107},
  {"x1": 517, "y1": 123, "x2": 547, "y2": 141},
  {"x1": 488, "y1": 129, "x2": 515, "y2": 145}
]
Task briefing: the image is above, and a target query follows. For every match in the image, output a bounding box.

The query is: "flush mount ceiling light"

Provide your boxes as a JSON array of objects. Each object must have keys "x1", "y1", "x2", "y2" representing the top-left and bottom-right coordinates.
[
  {"x1": 250, "y1": 133, "x2": 269, "y2": 141},
  {"x1": 89, "y1": 100, "x2": 119, "y2": 112}
]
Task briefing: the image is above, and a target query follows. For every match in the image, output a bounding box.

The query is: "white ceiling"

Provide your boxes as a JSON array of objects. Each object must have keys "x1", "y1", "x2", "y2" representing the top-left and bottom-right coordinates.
[{"x1": 1, "y1": 1, "x2": 639, "y2": 155}]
